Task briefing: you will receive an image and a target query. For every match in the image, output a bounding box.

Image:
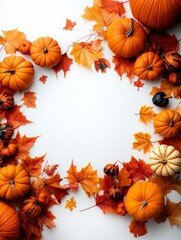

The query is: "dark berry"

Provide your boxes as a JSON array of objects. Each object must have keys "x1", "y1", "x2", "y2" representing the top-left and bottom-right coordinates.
[{"x1": 152, "y1": 92, "x2": 169, "y2": 108}]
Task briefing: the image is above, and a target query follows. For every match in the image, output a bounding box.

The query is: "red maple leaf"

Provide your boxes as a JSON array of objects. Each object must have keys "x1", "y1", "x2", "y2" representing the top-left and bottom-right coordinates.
[
  {"x1": 95, "y1": 193, "x2": 118, "y2": 214},
  {"x1": 53, "y1": 53, "x2": 73, "y2": 77}
]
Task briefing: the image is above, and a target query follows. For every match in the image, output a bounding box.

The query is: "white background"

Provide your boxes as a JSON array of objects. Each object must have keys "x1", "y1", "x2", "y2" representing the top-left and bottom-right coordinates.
[{"x1": 0, "y1": 0, "x2": 181, "y2": 240}]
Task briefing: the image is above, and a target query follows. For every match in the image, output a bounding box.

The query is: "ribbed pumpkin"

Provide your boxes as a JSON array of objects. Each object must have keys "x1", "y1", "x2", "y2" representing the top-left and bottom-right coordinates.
[
  {"x1": 0, "y1": 202, "x2": 20, "y2": 240},
  {"x1": 153, "y1": 109, "x2": 181, "y2": 138},
  {"x1": 0, "y1": 165, "x2": 30, "y2": 200},
  {"x1": 23, "y1": 196, "x2": 42, "y2": 218},
  {"x1": 134, "y1": 52, "x2": 164, "y2": 81},
  {"x1": 129, "y1": 0, "x2": 181, "y2": 30},
  {"x1": 107, "y1": 18, "x2": 147, "y2": 58},
  {"x1": 0, "y1": 92, "x2": 14, "y2": 111},
  {"x1": 30, "y1": 36, "x2": 62, "y2": 68},
  {"x1": 163, "y1": 51, "x2": 181, "y2": 72},
  {"x1": 0, "y1": 55, "x2": 35, "y2": 91},
  {"x1": 168, "y1": 72, "x2": 181, "y2": 85},
  {"x1": 150, "y1": 145, "x2": 181, "y2": 176},
  {"x1": 125, "y1": 181, "x2": 164, "y2": 221}
]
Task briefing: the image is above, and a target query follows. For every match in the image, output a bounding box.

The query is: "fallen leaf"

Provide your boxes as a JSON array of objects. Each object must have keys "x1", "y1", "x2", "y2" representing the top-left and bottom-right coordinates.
[
  {"x1": 117, "y1": 168, "x2": 132, "y2": 188},
  {"x1": 101, "y1": 0, "x2": 126, "y2": 16},
  {"x1": 129, "y1": 220, "x2": 147, "y2": 238},
  {"x1": 133, "y1": 79, "x2": 144, "y2": 90},
  {"x1": 94, "y1": 58, "x2": 111, "y2": 73},
  {"x1": 95, "y1": 193, "x2": 117, "y2": 214},
  {"x1": 158, "y1": 133, "x2": 181, "y2": 153},
  {"x1": 65, "y1": 197, "x2": 77, "y2": 211},
  {"x1": 63, "y1": 19, "x2": 76, "y2": 30},
  {"x1": 53, "y1": 53, "x2": 73, "y2": 77},
  {"x1": 43, "y1": 164, "x2": 59, "y2": 176},
  {"x1": 39, "y1": 75, "x2": 48, "y2": 84},
  {"x1": 137, "y1": 105, "x2": 156, "y2": 125},
  {"x1": 21, "y1": 155, "x2": 45, "y2": 177},
  {"x1": 21, "y1": 91, "x2": 36, "y2": 108},
  {"x1": 38, "y1": 209, "x2": 56, "y2": 229},
  {"x1": 167, "y1": 199, "x2": 181, "y2": 226},
  {"x1": 132, "y1": 132, "x2": 153, "y2": 153}
]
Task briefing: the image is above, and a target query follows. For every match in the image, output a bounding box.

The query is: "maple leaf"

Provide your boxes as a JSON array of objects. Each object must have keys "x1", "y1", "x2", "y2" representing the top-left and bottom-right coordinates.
[
  {"x1": 94, "y1": 58, "x2": 111, "y2": 73},
  {"x1": 149, "y1": 175, "x2": 181, "y2": 195},
  {"x1": 43, "y1": 164, "x2": 59, "y2": 176},
  {"x1": 70, "y1": 42, "x2": 103, "y2": 69},
  {"x1": 137, "y1": 105, "x2": 156, "y2": 125},
  {"x1": 20, "y1": 155, "x2": 45, "y2": 177},
  {"x1": 82, "y1": 2, "x2": 119, "y2": 32},
  {"x1": 53, "y1": 53, "x2": 73, "y2": 77},
  {"x1": 95, "y1": 193, "x2": 117, "y2": 214},
  {"x1": 0, "y1": 35, "x2": 6, "y2": 45},
  {"x1": 38, "y1": 209, "x2": 56, "y2": 229},
  {"x1": 21, "y1": 91, "x2": 37, "y2": 108},
  {"x1": 150, "y1": 79, "x2": 181, "y2": 99},
  {"x1": 5, "y1": 105, "x2": 32, "y2": 129},
  {"x1": 158, "y1": 133, "x2": 181, "y2": 153},
  {"x1": 99, "y1": 175, "x2": 115, "y2": 193},
  {"x1": 14, "y1": 131, "x2": 39, "y2": 160},
  {"x1": 101, "y1": 0, "x2": 126, "y2": 17},
  {"x1": 166, "y1": 199, "x2": 181, "y2": 226},
  {"x1": 2, "y1": 28, "x2": 26, "y2": 54},
  {"x1": 113, "y1": 56, "x2": 135, "y2": 81},
  {"x1": 39, "y1": 75, "x2": 47, "y2": 84},
  {"x1": 129, "y1": 220, "x2": 147, "y2": 238},
  {"x1": 123, "y1": 156, "x2": 153, "y2": 182},
  {"x1": 133, "y1": 79, "x2": 144, "y2": 90},
  {"x1": 65, "y1": 196, "x2": 77, "y2": 211},
  {"x1": 66, "y1": 161, "x2": 99, "y2": 197},
  {"x1": 132, "y1": 132, "x2": 153, "y2": 154},
  {"x1": 63, "y1": 19, "x2": 76, "y2": 30},
  {"x1": 117, "y1": 168, "x2": 132, "y2": 188}
]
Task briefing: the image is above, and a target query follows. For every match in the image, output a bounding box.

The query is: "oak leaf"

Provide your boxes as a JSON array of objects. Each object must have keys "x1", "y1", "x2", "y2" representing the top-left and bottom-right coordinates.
[
  {"x1": 63, "y1": 19, "x2": 76, "y2": 30},
  {"x1": 21, "y1": 91, "x2": 36, "y2": 108},
  {"x1": 123, "y1": 156, "x2": 153, "y2": 182},
  {"x1": 65, "y1": 196, "x2": 77, "y2": 211},
  {"x1": 129, "y1": 220, "x2": 147, "y2": 238},
  {"x1": 66, "y1": 161, "x2": 99, "y2": 197},
  {"x1": 138, "y1": 105, "x2": 156, "y2": 125},
  {"x1": 94, "y1": 58, "x2": 111, "y2": 73},
  {"x1": 53, "y1": 53, "x2": 73, "y2": 77},
  {"x1": 70, "y1": 42, "x2": 103, "y2": 69},
  {"x1": 39, "y1": 75, "x2": 47, "y2": 84},
  {"x1": 132, "y1": 132, "x2": 153, "y2": 153},
  {"x1": 166, "y1": 199, "x2": 181, "y2": 226},
  {"x1": 5, "y1": 105, "x2": 32, "y2": 129}
]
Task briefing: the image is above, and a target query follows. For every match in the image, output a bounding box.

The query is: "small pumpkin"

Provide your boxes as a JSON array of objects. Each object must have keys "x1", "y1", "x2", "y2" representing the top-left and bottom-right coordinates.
[
  {"x1": 134, "y1": 52, "x2": 164, "y2": 81},
  {"x1": 150, "y1": 144, "x2": 181, "y2": 177},
  {"x1": 0, "y1": 123, "x2": 14, "y2": 140},
  {"x1": 0, "y1": 55, "x2": 35, "y2": 91},
  {"x1": 108, "y1": 185, "x2": 122, "y2": 200},
  {"x1": 129, "y1": 0, "x2": 181, "y2": 30},
  {"x1": 18, "y1": 39, "x2": 32, "y2": 54},
  {"x1": 153, "y1": 109, "x2": 181, "y2": 138},
  {"x1": 107, "y1": 18, "x2": 147, "y2": 58},
  {"x1": 125, "y1": 181, "x2": 164, "y2": 221},
  {"x1": 23, "y1": 196, "x2": 42, "y2": 218},
  {"x1": 0, "y1": 202, "x2": 20, "y2": 240},
  {"x1": 103, "y1": 163, "x2": 119, "y2": 177},
  {"x1": 0, "y1": 92, "x2": 14, "y2": 111},
  {"x1": 168, "y1": 72, "x2": 181, "y2": 85},
  {"x1": 163, "y1": 51, "x2": 181, "y2": 72},
  {"x1": 0, "y1": 165, "x2": 30, "y2": 200},
  {"x1": 0, "y1": 142, "x2": 18, "y2": 158},
  {"x1": 30, "y1": 36, "x2": 62, "y2": 68}
]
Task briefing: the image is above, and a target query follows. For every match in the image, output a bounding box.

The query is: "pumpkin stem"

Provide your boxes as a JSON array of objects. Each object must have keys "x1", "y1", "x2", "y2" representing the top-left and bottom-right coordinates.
[
  {"x1": 43, "y1": 47, "x2": 48, "y2": 54},
  {"x1": 139, "y1": 200, "x2": 148, "y2": 211},
  {"x1": 147, "y1": 65, "x2": 153, "y2": 70},
  {"x1": 2, "y1": 69, "x2": 16, "y2": 74},
  {"x1": 158, "y1": 159, "x2": 167, "y2": 164},
  {"x1": 9, "y1": 179, "x2": 15, "y2": 188},
  {"x1": 170, "y1": 117, "x2": 174, "y2": 127},
  {"x1": 126, "y1": 18, "x2": 134, "y2": 37}
]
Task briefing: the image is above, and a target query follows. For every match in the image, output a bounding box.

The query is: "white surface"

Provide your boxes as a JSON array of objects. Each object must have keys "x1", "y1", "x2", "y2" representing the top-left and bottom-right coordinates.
[{"x1": 0, "y1": 1, "x2": 181, "y2": 240}]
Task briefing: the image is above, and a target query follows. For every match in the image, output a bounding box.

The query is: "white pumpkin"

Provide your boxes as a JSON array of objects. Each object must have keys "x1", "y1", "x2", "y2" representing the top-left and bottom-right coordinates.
[{"x1": 149, "y1": 144, "x2": 181, "y2": 177}]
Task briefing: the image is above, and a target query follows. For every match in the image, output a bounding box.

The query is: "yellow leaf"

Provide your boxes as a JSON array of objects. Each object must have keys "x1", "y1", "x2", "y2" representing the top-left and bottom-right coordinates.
[
  {"x1": 138, "y1": 105, "x2": 156, "y2": 125},
  {"x1": 132, "y1": 132, "x2": 153, "y2": 154},
  {"x1": 0, "y1": 35, "x2": 6, "y2": 45},
  {"x1": 70, "y1": 42, "x2": 103, "y2": 69},
  {"x1": 65, "y1": 197, "x2": 77, "y2": 211}
]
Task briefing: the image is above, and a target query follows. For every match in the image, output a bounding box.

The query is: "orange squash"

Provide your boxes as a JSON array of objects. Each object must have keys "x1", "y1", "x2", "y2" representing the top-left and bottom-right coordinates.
[
  {"x1": 107, "y1": 18, "x2": 147, "y2": 58},
  {"x1": 134, "y1": 52, "x2": 164, "y2": 81},
  {"x1": 0, "y1": 165, "x2": 30, "y2": 200},
  {"x1": 153, "y1": 109, "x2": 181, "y2": 138},
  {"x1": 129, "y1": 0, "x2": 181, "y2": 30},
  {"x1": 0, "y1": 55, "x2": 35, "y2": 91},
  {"x1": 30, "y1": 36, "x2": 62, "y2": 68},
  {"x1": 23, "y1": 196, "x2": 42, "y2": 218},
  {"x1": 125, "y1": 181, "x2": 164, "y2": 221},
  {"x1": 0, "y1": 202, "x2": 20, "y2": 240}
]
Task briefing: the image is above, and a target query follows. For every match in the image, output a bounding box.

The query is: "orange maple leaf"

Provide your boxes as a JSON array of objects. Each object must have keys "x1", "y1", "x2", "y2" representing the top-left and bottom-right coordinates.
[
  {"x1": 94, "y1": 58, "x2": 111, "y2": 73},
  {"x1": 95, "y1": 193, "x2": 117, "y2": 214},
  {"x1": 53, "y1": 53, "x2": 73, "y2": 77},
  {"x1": 65, "y1": 196, "x2": 77, "y2": 211},
  {"x1": 133, "y1": 79, "x2": 144, "y2": 90},
  {"x1": 43, "y1": 163, "x2": 59, "y2": 176},
  {"x1": 2, "y1": 28, "x2": 26, "y2": 54},
  {"x1": 21, "y1": 91, "x2": 36, "y2": 108},
  {"x1": 37, "y1": 209, "x2": 56, "y2": 229},
  {"x1": 166, "y1": 199, "x2": 181, "y2": 226},
  {"x1": 39, "y1": 75, "x2": 48, "y2": 84},
  {"x1": 158, "y1": 133, "x2": 181, "y2": 153},
  {"x1": 63, "y1": 19, "x2": 76, "y2": 30},
  {"x1": 132, "y1": 132, "x2": 153, "y2": 154},
  {"x1": 129, "y1": 220, "x2": 147, "y2": 238},
  {"x1": 113, "y1": 56, "x2": 135, "y2": 81},
  {"x1": 101, "y1": 0, "x2": 126, "y2": 17},
  {"x1": 117, "y1": 168, "x2": 132, "y2": 188},
  {"x1": 70, "y1": 42, "x2": 103, "y2": 69},
  {"x1": 5, "y1": 105, "x2": 32, "y2": 129},
  {"x1": 66, "y1": 161, "x2": 99, "y2": 197},
  {"x1": 137, "y1": 105, "x2": 156, "y2": 125}
]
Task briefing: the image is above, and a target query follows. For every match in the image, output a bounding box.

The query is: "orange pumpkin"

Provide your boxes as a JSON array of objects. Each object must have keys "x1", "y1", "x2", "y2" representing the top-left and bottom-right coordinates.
[
  {"x1": 125, "y1": 181, "x2": 164, "y2": 221},
  {"x1": 0, "y1": 55, "x2": 35, "y2": 91},
  {"x1": 30, "y1": 36, "x2": 62, "y2": 68},
  {"x1": 23, "y1": 196, "x2": 42, "y2": 218},
  {"x1": 0, "y1": 142, "x2": 18, "y2": 158},
  {"x1": 129, "y1": 0, "x2": 181, "y2": 30},
  {"x1": 107, "y1": 18, "x2": 147, "y2": 58},
  {"x1": 18, "y1": 39, "x2": 32, "y2": 55},
  {"x1": 134, "y1": 52, "x2": 164, "y2": 81},
  {"x1": 0, "y1": 123, "x2": 14, "y2": 140},
  {"x1": 0, "y1": 92, "x2": 14, "y2": 111},
  {"x1": 168, "y1": 72, "x2": 181, "y2": 85},
  {"x1": 0, "y1": 202, "x2": 20, "y2": 240},
  {"x1": 153, "y1": 109, "x2": 181, "y2": 138},
  {"x1": 163, "y1": 51, "x2": 181, "y2": 72},
  {"x1": 0, "y1": 165, "x2": 30, "y2": 200}
]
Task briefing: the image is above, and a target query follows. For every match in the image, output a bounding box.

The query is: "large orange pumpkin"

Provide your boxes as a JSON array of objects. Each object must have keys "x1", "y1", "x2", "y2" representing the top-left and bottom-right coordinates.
[
  {"x1": 134, "y1": 52, "x2": 164, "y2": 81},
  {"x1": 153, "y1": 109, "x2": 181, "y2": 138},
  {"x1": 125, "y1": 181, "x2": 164, "y2": 221},
  {"x1": 0, "y1": 165, "x2": 30, "y2": 200},
  {"x1": 0, "y1": 55, "x2": 35, "y2": 91},
  {"x1": 0, "y1": 201, "x2": 20, "y2": 240},
  {"x1": 30, "y1": 36, "x2": 62, "y2": 68},
  {"x1": 107, "y1": 18, "x2": 147, "y2": 58},
  {"x1": 129, "y1": 0, "x2": 181, "y2": 30}
]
